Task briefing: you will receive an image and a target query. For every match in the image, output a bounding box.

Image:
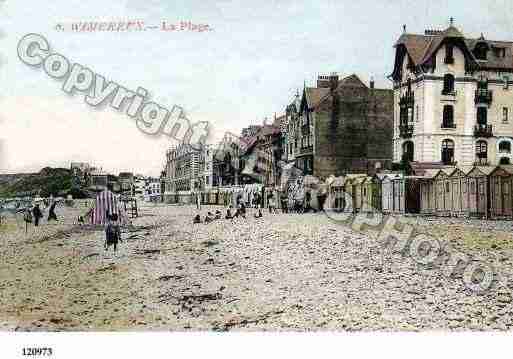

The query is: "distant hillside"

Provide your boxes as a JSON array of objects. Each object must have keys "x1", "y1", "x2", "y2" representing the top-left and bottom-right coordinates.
[{"x1": 0, "y1": 167, "x2": 74, "y2": 198}]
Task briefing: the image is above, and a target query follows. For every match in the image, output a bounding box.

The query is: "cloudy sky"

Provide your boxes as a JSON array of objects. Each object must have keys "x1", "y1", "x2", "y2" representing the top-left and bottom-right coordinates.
[{"x1": 1, "y1": 0, "x2": 512, "y2": 176}]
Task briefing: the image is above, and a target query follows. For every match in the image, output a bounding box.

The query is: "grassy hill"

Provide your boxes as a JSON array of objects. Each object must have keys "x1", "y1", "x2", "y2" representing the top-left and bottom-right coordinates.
[{"x1": 0, "y1": 167, "x2": 74, "y2": 198}]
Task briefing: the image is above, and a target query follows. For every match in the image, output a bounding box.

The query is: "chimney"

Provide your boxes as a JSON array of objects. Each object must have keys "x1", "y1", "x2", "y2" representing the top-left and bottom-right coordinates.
[
  {"x1": 370, "y1": 76, "x2": 375, "y2": 89},
  {"x1": 317, "y1": 72, "x2": 339, "y2": 89},
  {"x1": 329, "y1": 72, "x2": 339, "y2": 91}
]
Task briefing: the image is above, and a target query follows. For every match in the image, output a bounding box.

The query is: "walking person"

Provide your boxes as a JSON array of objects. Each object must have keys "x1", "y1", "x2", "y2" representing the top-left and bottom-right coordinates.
[
  {"x1": 47, "y1": 201, "x2": 58, "y2": 222},
  {"x1": 32, "y1": 204, "x2": 43, "y2": 227}
]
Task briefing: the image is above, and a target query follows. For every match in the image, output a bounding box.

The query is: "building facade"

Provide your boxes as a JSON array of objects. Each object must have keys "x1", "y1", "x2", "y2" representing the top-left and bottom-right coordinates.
[
  {"x1": 163, "y1": 143, "x2": 203, "y2": 201},
  {"x1": 285, "y1": 73, "x2": 393, "y2": 178},
  {"x1": 391, "y1": 22, "x2": 513, "y2": 167}
]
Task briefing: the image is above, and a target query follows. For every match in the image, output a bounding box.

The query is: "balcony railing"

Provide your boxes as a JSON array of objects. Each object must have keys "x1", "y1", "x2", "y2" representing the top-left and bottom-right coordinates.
[
  {"x1": 474, "y1": 124, "x2": 493, "y2": 137},
  {"x1": 299, "y1": 146, "x2": 313, "y2": 155},
  {"x1": 475, "y1": 89, "x2": 493, "y2": 105},
  {"x1": 441, "y1": 89, "x2": 457, "y2": 96},
  {"x1": 399, "y1": 124, "x2": 414, "y2": 138},
  {"x1": 441, "y1": 121, "x2": 456, "y2": 129}
]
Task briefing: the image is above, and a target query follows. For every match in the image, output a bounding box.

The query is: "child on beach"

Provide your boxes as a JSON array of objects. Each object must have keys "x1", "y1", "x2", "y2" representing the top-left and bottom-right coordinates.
[{"x1": 105, "y1": 213, "x2": 121, "y2": 252}]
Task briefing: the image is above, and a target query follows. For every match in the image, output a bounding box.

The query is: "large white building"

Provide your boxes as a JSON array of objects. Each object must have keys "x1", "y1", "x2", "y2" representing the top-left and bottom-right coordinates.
[
  {"x1": 391, "y1": 20, "x2": 513, "y2": 167},
  {"x1": 163, "y1": 143, "x2": 204, "y2": 202}
]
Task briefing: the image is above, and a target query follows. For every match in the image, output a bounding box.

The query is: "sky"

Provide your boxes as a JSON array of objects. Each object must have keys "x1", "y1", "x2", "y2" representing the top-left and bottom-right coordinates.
[{"x1": 1, "y1": 0, "x2": 513, "y2": 176}]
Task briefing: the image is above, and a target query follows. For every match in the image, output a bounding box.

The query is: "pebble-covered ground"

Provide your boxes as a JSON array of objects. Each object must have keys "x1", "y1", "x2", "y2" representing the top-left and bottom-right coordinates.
[{"x1": 0, "y1": 202, "x2": 512, "y2": 331}]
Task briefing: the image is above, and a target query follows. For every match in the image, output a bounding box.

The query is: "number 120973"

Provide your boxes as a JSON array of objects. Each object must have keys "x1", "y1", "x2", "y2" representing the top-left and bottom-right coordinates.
[{"x1": 22, "y1": 347, "x2": 53, "y2": 356}]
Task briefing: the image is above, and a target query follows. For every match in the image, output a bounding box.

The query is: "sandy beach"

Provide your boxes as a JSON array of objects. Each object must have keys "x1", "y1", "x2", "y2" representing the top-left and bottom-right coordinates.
[{"x1": 1, "y1": 202, "x2": 512, "y2": 331}]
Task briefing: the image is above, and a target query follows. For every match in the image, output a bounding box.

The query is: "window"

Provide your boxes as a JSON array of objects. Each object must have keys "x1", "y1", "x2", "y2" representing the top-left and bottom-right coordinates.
[
  {"x1": 400, "y1": 107, "x2": 408, "y2": 126},
  {"x1": 476, "y1": 140, "x2": 488, "y2": 165},
  {"x1": 503, "y1": 107, "x2": 509, "y2": 123},
  {"x1": 441, "y1": 139, "x2": 455, "y2": 165},
  {"x1": 416, "y1": 105, "x2": 419, "y2": 122},
  {"x1": 442, "y1": 105, "x2": 455, "y2": 128},
  {"x1": 500, "y1": 157, "x2": 511, "y2": 165},
  {"x1": 445, "y1": 44, "x2": 454, "y2": 64},
  {"x1": 504, "y1": 76, "x2": 509, "y2": 90},
  {"x1": 407, "y1": 107, "x2": 413, "y2": 124},
  {"x1": 493, "y1": 47, "x2": 506, "y2": 58},
  {"x1": 477, "y1": 106, "x2": 488, "y2": 125},
  {"x1": 474, "y1": 43, "x2": 488, "y2": 60},
  {"x1": 499, "y1": 141, "x2": 511, "y2": 153},
  {"x1": 442, "y1": 74, "x2": 455, "y2": 94},
  {"x1": 445, "y1": 182, "x2": 450, "y2": 193},
  {"x1": 402, "y1": 141, "x2": 414, "y2": 162}
]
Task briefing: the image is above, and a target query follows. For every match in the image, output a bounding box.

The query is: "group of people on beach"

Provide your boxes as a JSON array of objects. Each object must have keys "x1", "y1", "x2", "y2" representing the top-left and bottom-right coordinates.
[
  {"x1": 23, "y1": 201, "x2": 59, "y2": 228},
  {"x1": 193, "y1": 198, "x2": 264, "y2": 224}
]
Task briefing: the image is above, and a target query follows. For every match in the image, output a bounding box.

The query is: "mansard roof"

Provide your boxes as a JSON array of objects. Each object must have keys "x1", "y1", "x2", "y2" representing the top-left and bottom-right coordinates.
[{"x1": 391, "y1": 25, "x2": 513, "y2": 79}]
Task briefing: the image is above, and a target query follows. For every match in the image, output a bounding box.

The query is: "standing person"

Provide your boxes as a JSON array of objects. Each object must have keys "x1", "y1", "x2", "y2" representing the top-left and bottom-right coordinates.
[
  {"x1": 196, "y1": 191, "x2": 201, "y2": 211},
  {"x1": 305, "y1": 190, "x2": 316, "y2": 213},
  {"x1": 280, "y1": 192, "x2": 288, "y2": 214},
  {"x1": 23, "y1": 208, "x2": 33, "y2": 234},
  {"x1": 105, "y1": 213, "x2": 121, "y2": 252},
  {"x1": 317, "y1": 186, "x2": 327, "y2": 212},
  {"x1": 268, "y1": 194, "x2": 275, "y2": 214},
  {"x1": 32, "y1": 204, "x2": 43, "y2": 227},
  {"x1": 48, "y1": 201, "x2": 58, "y2": 222}
]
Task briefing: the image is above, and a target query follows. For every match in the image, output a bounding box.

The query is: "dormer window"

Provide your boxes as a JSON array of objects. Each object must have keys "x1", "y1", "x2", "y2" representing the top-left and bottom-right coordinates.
[
  {"x1": 445, "y1": 44, "x2": 454, "y2": 64},
  {"x1": 474, "y1": 42, "x2": 489, "y2": 61}
]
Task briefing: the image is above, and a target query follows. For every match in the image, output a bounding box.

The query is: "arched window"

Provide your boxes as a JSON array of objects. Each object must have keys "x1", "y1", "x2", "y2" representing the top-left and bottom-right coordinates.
[
  {"x1": 500, "y1": 157, "x2": 511, "y2": 165},
  {"x1": 499, "y1": 141, "x2": 511, "y2": 153},
  {"x1": 443, "y1": 74, "x2": 455, "y2": 94},
  {"x1": 442, "y1": 105, "x2": 454, "y2": 128},
  {"x1": 402, "y1": 141, "x2": 414, "y2": 162},
  {"x1": 441, "y1": 139, "x2": 455, "y2": 165},
  {"x1": 476, "y1": 140, "x2": 488, "y2": 165}
]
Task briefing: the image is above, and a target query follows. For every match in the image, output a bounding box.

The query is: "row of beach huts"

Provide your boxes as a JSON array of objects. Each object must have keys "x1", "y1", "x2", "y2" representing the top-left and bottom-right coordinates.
[{"x1": 328, "y1": 165, "x2": 513, "y2": 219}]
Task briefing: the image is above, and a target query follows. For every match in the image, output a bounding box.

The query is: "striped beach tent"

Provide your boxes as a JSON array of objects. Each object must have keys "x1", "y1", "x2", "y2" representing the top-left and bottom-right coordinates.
[{"x1": 90, "y1": 190, "x2": 128, "y2": 225}]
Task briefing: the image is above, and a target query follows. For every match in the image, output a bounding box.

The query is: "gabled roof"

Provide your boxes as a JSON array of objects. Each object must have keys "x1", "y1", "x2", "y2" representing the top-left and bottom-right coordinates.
[
  {"x1": 313, "y1": 74, "x2": 381, "y2": 110},
  {"x1": 422, "y1": 168, "x2": 441, "y2": 179},
  {"x1": 390, "y1": 24, "x2": 513, "y2": 79},
  {"x1": 490, "y1": 165, "x2": 513, "y2": 176},
  {"x1": 409, "y1": 161, "x2": 454, "y2": 176},
  {"x1": 440, "y1": 167, "x2": 457, "y2": 176},
  {"x1": 467, "y1": 165, "x2": 497, "y2": 177}
]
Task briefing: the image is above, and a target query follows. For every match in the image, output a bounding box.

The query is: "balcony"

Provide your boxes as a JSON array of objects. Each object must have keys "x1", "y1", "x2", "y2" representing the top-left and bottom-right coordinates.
[
  {"x1": 299, "y1": 146, "x2": 313, "y2": 155},
  {"x1": 475, "y1": 89, "x2": 493, "y2": 105},
  {"x1": 399, "y1": 124, "x2": 414, "y2": 138},
  {"x1": 441, "y1": 122, "x2": 456, "y2": 129},
  {"x1": 474, "y1": 124, "x2": 493, "y2": 137}
]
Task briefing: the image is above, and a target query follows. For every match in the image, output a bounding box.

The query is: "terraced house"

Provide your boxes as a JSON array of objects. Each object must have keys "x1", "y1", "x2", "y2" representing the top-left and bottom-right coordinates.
[{"x1": 391, "y1": 20, "x2": 513, "y2": 167}]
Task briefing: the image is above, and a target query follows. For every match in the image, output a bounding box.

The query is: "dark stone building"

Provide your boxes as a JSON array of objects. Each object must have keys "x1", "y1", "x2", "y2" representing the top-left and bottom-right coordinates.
[{"x1": 285, "y1": 74, "x2": 393, "y2": 178}]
